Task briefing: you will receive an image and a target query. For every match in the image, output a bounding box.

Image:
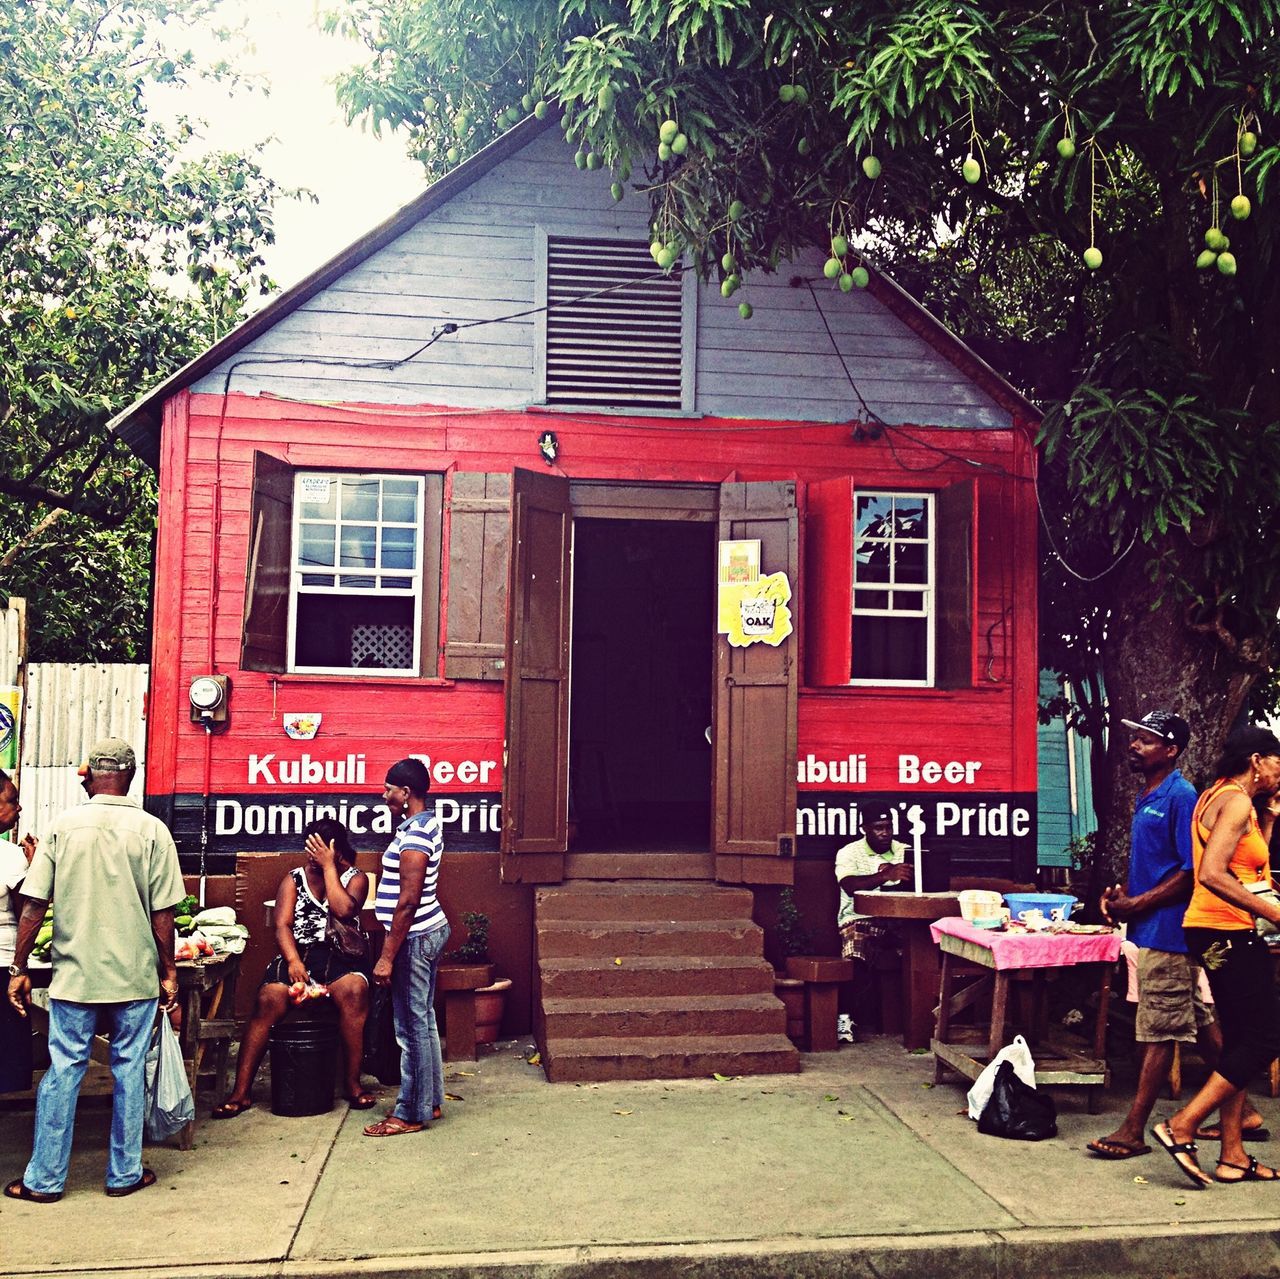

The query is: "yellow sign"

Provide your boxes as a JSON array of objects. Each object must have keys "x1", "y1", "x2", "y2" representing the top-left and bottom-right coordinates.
[{"x1": 721, "y1": 573, "x2": 793, "y2": 648}]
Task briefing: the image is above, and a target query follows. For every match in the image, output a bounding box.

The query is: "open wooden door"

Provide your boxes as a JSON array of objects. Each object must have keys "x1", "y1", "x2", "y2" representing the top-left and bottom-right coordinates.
[
  {"x1": 713, "y1": 481, "x2": 798, "y2": 884},
  {"x1": 500, "y1": 467, "x2": 572, "y2": 883}
]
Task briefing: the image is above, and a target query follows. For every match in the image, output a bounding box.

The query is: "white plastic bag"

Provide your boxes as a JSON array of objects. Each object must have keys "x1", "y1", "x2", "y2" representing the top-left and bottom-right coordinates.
[
  {"x1": 966, "y1": 1033, "x2": 1036, "y2": 1120},
  {"x1": 144, "y1": 1015, "x2": 196, "y2": 1140}
]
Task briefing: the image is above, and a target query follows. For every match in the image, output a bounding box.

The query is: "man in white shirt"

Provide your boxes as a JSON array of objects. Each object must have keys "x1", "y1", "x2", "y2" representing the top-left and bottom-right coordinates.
[
  {"x1": 0, "y1": 769, "x2": 37, "y2": 1093},
  {"x1": 834, "y1": 805, "x2": 910, "y2": 1038}
]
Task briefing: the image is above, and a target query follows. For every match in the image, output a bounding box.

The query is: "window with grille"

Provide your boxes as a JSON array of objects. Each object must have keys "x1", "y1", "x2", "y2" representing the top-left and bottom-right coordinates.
[{"x1": 542, "y1": 236, "x2": 689, "y2": 411}]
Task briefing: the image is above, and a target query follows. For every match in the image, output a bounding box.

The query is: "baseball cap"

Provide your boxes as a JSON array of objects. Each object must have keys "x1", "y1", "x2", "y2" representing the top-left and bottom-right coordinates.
[
  {"x1": 1120, "y1": 711, "x2": 1190, "y2": 752},
  {"x1": 86, "y1": 738, "x2": 137, "y2": 772}
]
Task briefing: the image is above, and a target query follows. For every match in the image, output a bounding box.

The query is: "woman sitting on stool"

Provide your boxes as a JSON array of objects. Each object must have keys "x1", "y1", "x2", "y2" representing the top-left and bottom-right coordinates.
[{"x1": 214, "y1": 818, "x2": 374, "y2": 1117}]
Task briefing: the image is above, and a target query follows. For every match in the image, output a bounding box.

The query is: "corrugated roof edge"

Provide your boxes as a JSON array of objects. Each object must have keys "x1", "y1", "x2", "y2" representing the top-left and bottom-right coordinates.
[{"x1": 108, "y1": 111, "x2": 1041, "y2": 469}]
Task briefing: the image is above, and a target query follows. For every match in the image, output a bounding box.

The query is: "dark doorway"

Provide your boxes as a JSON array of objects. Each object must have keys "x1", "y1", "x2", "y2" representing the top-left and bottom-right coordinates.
[{"x1": 569, "y1": 517, "x2": 715, "y2": 851}]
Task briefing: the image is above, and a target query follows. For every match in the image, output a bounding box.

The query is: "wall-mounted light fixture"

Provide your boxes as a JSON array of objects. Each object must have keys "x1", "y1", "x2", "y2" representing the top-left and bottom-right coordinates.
[{"x1": 537, "y1": 430, "x2": 559, "y2": 465}]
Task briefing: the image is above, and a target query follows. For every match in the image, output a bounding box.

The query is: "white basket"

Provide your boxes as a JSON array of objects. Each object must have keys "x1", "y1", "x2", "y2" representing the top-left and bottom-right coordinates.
[{"x1": 957, "y1": 889, "x2": 1003, "y2": 922}]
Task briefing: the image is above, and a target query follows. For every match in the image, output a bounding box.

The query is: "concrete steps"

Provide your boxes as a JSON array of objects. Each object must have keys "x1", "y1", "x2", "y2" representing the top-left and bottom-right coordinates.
[{"x1": 534, "y1": 880, "x2": 800, "y2": 1082}]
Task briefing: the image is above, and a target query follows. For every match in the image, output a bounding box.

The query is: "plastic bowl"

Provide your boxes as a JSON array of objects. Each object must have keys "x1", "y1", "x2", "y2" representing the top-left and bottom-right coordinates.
[
  {"x1": 970, "y1": 916, "x2": 1004, "y2": 930},
  {"x1": 1003, "y1": 892, "x2": 1077, "y2": 921}
]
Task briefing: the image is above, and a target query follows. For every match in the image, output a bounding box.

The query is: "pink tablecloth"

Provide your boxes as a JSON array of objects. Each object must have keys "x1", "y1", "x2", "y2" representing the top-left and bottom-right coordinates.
[{"x1": 930, "y1": 916, "x2": 1123, "y2": 970}]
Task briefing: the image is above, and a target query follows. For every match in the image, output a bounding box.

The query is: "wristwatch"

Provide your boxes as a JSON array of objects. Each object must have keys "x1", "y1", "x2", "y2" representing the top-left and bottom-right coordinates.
[{"x1": 8, "y1": 964, "x2": 25, "y2": 978}]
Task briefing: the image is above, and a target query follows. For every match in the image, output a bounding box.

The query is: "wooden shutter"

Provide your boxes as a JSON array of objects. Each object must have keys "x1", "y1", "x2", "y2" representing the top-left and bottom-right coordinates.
[
  {"x1": 500, "y1": 467, "x2": 571, "y2": 881},
  {"x1": 443, "y1": 473, "x2": 510, "y2": 680},
  {"x1": 713, "y1": 481, "x2": 798, "y2": 882},
  {"x1": 935, "y1": 477, "x2": 979, "y2": 689},
  {"x1": 240, "y1": 452, "x2": 294, "y2": 673},
  {"x1": 804, "y1": 476, "x2": 854, "y2": 686},
  {"x1": 417, "y1": 473, "x2": 445, "y2": 678}
]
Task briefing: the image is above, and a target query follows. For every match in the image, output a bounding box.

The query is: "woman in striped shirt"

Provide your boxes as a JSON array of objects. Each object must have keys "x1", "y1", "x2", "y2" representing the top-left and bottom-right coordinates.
[{"x1": 363, "y1": 758, "x2": 450, "y2": 1137}]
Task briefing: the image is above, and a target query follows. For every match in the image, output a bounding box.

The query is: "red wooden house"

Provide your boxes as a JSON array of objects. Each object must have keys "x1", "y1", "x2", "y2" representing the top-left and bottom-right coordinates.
[{"x1": 110, "y1": 116, "x2": 1040, "y2": 1079}]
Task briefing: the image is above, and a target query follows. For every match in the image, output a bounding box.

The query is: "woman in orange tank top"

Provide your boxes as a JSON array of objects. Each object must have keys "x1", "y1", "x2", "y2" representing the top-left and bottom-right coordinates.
[{"x1": 1153, "y1": 727, "x2": 1280, "y2": 1189}]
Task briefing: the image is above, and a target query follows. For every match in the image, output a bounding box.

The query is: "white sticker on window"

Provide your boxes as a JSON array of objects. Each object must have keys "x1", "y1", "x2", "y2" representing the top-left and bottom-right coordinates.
[{"x1": 299, "y1": 476, "x2": 331, "y2": 503}]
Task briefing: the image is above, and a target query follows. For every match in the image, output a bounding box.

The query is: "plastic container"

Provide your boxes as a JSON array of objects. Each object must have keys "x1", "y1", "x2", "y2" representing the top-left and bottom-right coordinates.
[
  {"x1": 1003, "y1": 892, "x2": 1077, "y2": 922},
  {"x1": 269, "y1": 1006, "x2": 338, "y2": 1117},
  {"x1": 957, "y1": 890, "x2": 1003, "y2": 922}
]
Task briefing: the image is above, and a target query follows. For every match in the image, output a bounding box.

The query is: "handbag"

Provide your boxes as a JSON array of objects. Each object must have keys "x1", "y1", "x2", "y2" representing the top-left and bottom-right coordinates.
[
  {"x1": 325, "y1": 908, "x2": 369, "y2": 959},
  {"x1": 1244, "y1": 881, "x2": 1280, "y2": 938}
]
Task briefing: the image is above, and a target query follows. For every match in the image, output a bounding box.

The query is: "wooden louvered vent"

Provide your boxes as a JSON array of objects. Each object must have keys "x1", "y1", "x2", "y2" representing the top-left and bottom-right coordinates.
[{"x1": 545, "y1": 237, "x2": 684, "y2": 410}]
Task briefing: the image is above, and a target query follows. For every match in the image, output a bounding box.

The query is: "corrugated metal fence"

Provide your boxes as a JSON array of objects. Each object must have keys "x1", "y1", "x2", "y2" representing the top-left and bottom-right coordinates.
[{"x1": 3, "y1": 596, "x2": 149, "y2": 841}]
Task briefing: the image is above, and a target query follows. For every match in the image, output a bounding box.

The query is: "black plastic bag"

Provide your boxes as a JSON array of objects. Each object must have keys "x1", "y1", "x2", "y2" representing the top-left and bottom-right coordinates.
[
  {"x1": 976, "y1": 1059, "x2": 1057, "y2": 1140},
  {"x1": 362, "y1": 986, "x2": 400, "y2": 1085}
]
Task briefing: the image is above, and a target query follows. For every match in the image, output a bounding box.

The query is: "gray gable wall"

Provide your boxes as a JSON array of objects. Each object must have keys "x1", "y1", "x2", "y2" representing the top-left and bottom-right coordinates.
[{"x1": 192, "y1": 127, "x2": 1009, "y2": 429}]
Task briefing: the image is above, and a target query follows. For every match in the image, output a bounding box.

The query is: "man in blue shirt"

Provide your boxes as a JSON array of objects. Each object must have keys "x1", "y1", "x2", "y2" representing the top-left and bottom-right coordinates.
[{"x1": 1087, "y1": 711, "x2": 1264, "y2": 1158}]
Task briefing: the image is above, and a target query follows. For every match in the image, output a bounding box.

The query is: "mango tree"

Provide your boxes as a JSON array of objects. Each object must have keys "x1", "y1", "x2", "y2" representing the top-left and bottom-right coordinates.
[{"x1": 330, "y1": 0, "x2": 1280, "y2": 878}]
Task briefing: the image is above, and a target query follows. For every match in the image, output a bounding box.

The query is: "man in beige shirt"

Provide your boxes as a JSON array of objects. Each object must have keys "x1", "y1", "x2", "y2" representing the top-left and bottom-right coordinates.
[{"x1": 5, "y1": 739, "x2": 185, "y2": 1203}]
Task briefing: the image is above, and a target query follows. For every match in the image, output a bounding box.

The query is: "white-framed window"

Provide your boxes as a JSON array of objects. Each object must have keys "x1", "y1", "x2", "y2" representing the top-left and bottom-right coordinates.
[
  {"x1": 287, "y1": 472, "x2": 425, "y2": 675},
  {"x1": 851, "y1": 491, "x2": 934, "y2": 686}
]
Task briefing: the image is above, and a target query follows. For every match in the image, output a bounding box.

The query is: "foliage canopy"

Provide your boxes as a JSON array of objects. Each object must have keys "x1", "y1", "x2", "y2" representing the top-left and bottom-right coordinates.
[{"x1": 0, "y1": 0, "x2": 284, "y2": 660}]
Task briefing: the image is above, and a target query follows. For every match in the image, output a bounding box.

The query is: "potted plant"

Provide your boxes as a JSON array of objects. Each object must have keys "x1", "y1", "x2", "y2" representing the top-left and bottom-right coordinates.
[
  {"x1": 439, "y1": 911, "x2": 511, "y2": 1047},
  {"x1": 774, "y1": 888, "x2": 853, "y2": 1052}
]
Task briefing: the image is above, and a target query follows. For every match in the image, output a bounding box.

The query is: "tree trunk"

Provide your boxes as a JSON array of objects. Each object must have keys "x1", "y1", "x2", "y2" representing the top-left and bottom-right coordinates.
[{"x1": 1094, "y1": 545, "x2": 1257, "y2": 891}]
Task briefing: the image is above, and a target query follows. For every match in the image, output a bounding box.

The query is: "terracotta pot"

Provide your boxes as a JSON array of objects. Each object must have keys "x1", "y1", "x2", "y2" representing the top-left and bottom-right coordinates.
[{"x1": 474, "y1": 977, "x2": 512, "y2": 1045}]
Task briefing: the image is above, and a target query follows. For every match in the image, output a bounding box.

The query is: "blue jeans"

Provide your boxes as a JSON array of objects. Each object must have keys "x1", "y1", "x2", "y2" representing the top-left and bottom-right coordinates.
[
  {"x1": 390, "y1": 923, "x2": 449, "y2": 1125},
  {"x1": 25, "y1": 997, "x2": 158, "y2": 1195}
]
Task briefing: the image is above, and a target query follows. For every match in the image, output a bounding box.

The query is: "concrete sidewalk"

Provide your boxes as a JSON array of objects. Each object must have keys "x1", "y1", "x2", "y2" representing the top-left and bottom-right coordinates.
[{"x1": 4, "y1": 1036, "x2": 1280, "y2": 1279}]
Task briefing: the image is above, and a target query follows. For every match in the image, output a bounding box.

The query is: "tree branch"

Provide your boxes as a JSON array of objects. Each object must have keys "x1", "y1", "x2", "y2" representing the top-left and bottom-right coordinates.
[{"x1": 0, "y1": 507, "x2": 67, "y2": 572}]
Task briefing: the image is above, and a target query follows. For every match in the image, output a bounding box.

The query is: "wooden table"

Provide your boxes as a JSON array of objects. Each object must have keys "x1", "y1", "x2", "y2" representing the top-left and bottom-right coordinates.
[
  {"x1": 929, "y1": 918, "x2": 1120, "y2": 1114},
  {"x1": 852, "y1": 891, "x2": 961, "y2": 1050},
  {"x1": 25, "y1": 955, "x2": 240, "y2": 1150}
]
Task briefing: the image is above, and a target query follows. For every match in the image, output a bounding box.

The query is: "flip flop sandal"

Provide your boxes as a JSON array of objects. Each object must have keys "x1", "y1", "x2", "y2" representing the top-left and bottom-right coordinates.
[
  {"x1": 1085, "y1": 1138, "x2": 1151, "y2": 1160},
  {"x1": 4, "y1": 1179, "x2": 62, "y2": 1204},
  {"x1": 1152, "y1": 1122, "x2": 1210, "y2": 1190},
  {"x1": 346, "y1": 1092, "x2": 378, "y2": 1110},
  {"x1": 363, "y1": 1116, "x2": 425, "y2": 1137},
  {"x1": 212, "y1": 1099, "x2": 253, "y2": 1119},
  {"x1": 1196, "y1": 1123, "x2": 1271, "y2": 1143},
  {"x1": 1215, "y1": 1156, "x2": 1280, "y2": 1183},
  {"x1": 105, "y1": 1168, "x2": 157, "y2": 1197}
]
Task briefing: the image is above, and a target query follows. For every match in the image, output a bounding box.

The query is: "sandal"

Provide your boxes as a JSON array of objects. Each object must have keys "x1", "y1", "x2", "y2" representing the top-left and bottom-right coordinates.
[
  {"x1": 105, "y1": 1168, "x2": 157, "y2": 1197},
  {"x1": 346, "y1": 1091, "x2": 378, "y2": 1110},
  {"x1": 1085, "y1": 1137, "x2": 1151, "y2": 1160},
  {"x1": 1196, "y1": 1123, "x2": 1270, "y2": 1143},
  {"x1": 1151, "y1": 1121, "x2": 1211, "y2": 1190},
  {"x1": 211, "y1": 1099, "x2": 253, "y2": 1119},
  {"x1": 1215, "y1": 1156, "x2": 1280, "y2": 1183},
  {"x1": 4, "y1": 1178, "x2": 61, "y2": 1204},
  {"x1": 363, "y1": 1116, "x2": 425, "y2": 1137}
]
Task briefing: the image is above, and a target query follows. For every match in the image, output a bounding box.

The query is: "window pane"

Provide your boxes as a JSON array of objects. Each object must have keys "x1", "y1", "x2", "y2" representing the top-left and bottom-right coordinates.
[
  {"x1": 381, "y1": 479, "x2": 419, "y2": 524},
  {"x1": 895, "y1": 542, "x2": 928, "y2": 584},
  {"x1": 381, "y1": 526, "x2": 417, "y2": 570},
  {"x1": 298, "y1": 476, "x2": 336, "y2": 519},
  {"x1": 339, "y1": 574, "x2": 376, "y2": 589},
  {"x1": 294, "y1": 593, "x2": 416, "y2": 672},
  {"x1": 854, "y1": 589, "x2": 888, "y2": 610},
  {"x1": 382, "y1": 576, "x2": 413, "y2": 590},
  {"x1": 855, "y1": 540, "x2": 891, "y2": 582},
  {"x1": 891, "y1": 589, "x2": 926, "y2": 613},
  {"x1": 341, "y1": 477, "x2": 380, "y2": 522},
  {"x1": 892, "y1": 496, "x2": 928, "y2": 539},
  {"x1": 301, "y1": 573, "x2": 334, "y2": 587},
  {"x1": 856, "y1": 494, "x2": 893, "y2": 539},
  {"x1": 853, "y1": 615, "x2": 927, "y2": 681},
  {"x1": 298, "y1": 524, "x2": 335, "y2": 569},
  {"x1": 339, "y1": 525, "x2": 376, "y2": 568}
]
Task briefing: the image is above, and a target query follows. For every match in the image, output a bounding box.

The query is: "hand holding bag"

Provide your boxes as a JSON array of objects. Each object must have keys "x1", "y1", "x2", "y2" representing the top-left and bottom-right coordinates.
[{"x1": 144, "y1": 1014, "x2": 196, "y2": 1141}]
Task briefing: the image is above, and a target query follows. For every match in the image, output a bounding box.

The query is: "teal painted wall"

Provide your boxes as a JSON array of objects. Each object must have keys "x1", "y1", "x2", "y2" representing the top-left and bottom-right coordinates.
[{"x1": 1037, "y1": 671, "x2": 1097, "y2": 867}]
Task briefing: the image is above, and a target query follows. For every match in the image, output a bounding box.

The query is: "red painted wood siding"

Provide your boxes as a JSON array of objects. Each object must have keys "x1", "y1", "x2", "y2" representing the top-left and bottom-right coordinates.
[{"x1": 148, "y1": 391, "x2": 1037, "y2": 801}]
